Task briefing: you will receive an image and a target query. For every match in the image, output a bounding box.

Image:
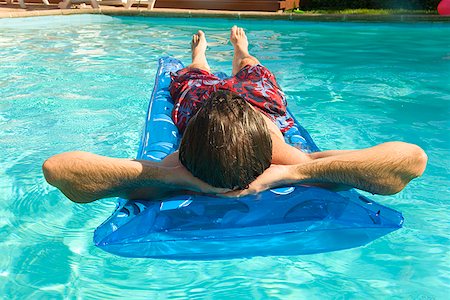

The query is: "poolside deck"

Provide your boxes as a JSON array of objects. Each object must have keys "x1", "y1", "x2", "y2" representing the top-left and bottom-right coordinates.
[
  {"x1": 151, "y1": 0, "x2": 299, "y2": 11},
  {"x1": 0, "y1": 0, "x2": 299, "y2": 11},
  {"x1": 1, "y1": 2, "x2": 449, "y2": 21}
]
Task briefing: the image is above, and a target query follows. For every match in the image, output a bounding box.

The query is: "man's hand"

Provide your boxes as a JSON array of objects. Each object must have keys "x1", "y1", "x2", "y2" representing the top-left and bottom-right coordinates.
[
  {"x1": 220, "y1": 164, "x2": 292, "y2": 198},
  {"x1": 169, "y1": 161, "x2": 231, "y2": 195}
]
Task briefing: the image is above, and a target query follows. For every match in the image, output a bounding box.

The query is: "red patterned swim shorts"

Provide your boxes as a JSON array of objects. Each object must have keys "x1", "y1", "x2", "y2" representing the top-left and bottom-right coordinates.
[{"x1": 169, "y1": 64, "x2": 294, "y2": 133}]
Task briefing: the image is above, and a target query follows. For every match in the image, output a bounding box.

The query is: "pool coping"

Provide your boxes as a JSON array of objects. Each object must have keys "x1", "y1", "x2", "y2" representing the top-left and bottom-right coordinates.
[{"x1": 1, "y1": 7, "x2": 450, "y2": 22}]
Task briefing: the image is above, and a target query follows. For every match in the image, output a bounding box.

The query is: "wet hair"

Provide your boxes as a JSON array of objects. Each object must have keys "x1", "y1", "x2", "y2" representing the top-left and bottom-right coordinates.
[{"x1": 179, "y1": 90, "x2": 272, "y2": 189}]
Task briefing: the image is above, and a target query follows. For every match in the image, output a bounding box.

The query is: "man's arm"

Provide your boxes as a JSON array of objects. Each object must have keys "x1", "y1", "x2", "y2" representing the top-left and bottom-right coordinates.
[
  {"x1": 292, "y1": 142, "x2": 427, "y2": 194},
  {"x1": 224, "y1": 142, "x2": 427, "y2": 197},
  {"x1": 42, "y1": 151, "x2": 228, "y2": 203}
]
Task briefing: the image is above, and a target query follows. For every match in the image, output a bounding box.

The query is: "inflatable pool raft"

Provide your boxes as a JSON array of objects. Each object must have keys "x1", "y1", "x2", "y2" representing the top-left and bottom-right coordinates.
[{"x1": 94, "y1": 57, "x2": 403, "y2": 259}]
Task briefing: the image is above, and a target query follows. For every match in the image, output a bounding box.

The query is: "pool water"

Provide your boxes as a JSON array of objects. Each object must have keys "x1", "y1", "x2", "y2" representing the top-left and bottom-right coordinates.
[{"x1": 0, "y1": 14, "x2": 449, "y2": 299}]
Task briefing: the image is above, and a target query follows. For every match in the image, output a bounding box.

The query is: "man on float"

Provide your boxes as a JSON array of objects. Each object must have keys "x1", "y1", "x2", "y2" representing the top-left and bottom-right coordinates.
[{"x1": 42, "y1": 27, "x2": 427, "y2": 203}]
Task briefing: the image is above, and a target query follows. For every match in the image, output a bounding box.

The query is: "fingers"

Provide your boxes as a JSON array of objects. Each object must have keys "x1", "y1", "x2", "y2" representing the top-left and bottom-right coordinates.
[
  {"x1": 215, "y1": 187, "x2": 257, "y2": 198},
  {"x1": 196, "y1": 181, "x2": 232, "y2": 195},
  {"x1": 215, "y1": 191, "x2": 243, "y2": 198},
  {"x1": 210, "y1": 187, "x2": 233, "y2": 194}
]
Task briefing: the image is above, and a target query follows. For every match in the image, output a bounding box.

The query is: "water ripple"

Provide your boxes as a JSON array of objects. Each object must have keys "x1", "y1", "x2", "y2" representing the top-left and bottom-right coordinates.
[{"x1": 0, "y1": 15, "x2": 449, "y2": 299}]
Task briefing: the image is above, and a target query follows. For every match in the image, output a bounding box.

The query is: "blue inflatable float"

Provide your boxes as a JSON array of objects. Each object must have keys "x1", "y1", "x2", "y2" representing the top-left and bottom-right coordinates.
[{"x1": 94, "y1": 57, "x2": 403, "y2": 259}]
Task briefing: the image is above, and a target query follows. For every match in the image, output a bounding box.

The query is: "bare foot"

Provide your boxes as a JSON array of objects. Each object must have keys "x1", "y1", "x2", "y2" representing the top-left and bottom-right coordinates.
[
  {"x1": 191, "y1": 30, "x2": 207, "y2": 60},
  {"x1": 190, "y1": 30, "x2": 210, "y2": 71},
  {"x1": 230, "y1": 25, "x2": 249, "y2": 56},
  {"x1": 230, "y1": 26, "x2": 259, "y2": 75}
]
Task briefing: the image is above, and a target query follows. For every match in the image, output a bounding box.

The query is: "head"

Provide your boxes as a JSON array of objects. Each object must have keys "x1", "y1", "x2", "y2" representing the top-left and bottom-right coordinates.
[{"x1": 179, "y1": 90, "x2": 272, "y2": 189}]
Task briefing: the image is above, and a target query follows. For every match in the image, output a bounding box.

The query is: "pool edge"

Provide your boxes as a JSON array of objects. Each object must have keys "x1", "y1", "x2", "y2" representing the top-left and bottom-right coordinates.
[{"x1": 1, "y1": 7, "x2": 450, "y2": 22}]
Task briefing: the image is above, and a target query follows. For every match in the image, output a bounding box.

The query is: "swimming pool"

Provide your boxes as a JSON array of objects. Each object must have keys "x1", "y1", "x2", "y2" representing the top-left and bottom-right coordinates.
[{"x1": 0, "y1": 14, "x2": 449, "y2": 299}]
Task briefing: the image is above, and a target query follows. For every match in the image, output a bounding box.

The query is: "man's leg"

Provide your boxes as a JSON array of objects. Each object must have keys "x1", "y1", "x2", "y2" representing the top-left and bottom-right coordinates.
[
  {"x1": 230, "y1": 26, "x2": 260, "y2": 76},
  {"x1": 187, "y1": 30, "x2": 210, "y2": 72}
]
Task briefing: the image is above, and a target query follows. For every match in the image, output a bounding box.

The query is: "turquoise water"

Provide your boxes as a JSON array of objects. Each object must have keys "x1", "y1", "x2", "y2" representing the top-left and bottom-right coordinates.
[{"x1": 0, "y1": 14, "x2": 449, "y2": 299}]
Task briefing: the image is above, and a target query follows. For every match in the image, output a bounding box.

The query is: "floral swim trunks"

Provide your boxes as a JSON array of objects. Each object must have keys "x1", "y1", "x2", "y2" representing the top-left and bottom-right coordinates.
[{"x1": 169, "y1": 64, "x2": 294, "y2": 133}]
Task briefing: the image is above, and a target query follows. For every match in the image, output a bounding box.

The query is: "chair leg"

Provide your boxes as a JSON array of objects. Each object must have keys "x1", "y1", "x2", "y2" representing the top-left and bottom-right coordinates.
[
  {"x1": 42, "y1": 0, "x2": 50, "y2": 5},
  {"x1": 6, "y1": 0, "x2": 13, "y2": 5},
  {"x1": 90, "y1": 0, "x2": 99, "y2": 8},
  {"x1": 58, "y1": 0, "x2": 71, "y2": 9},
  {"x1": 19, "y1": 0, "x2": 26, "y2": 8},
  {"x1": 125, "y1": 0, "x2": 133, "y2": 9},
  {"x1": 147, "y1": 0, "x2": 155, "y2": 10}
]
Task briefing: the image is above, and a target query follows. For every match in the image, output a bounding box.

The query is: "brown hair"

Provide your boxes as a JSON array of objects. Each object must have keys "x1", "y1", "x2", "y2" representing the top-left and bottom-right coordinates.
[{"x1": 179, "y1": 90, "x2": 272, "y2": 189}]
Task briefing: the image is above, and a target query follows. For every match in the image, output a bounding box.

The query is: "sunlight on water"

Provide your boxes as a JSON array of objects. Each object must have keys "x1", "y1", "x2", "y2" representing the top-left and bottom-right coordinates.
[{"x1": 0, "y1": 15, "x2": 449, "y2": 299}]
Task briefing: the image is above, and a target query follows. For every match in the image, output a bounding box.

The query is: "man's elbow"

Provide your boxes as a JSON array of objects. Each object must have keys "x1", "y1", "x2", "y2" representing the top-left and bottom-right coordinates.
[
  {"x1": 382, "y1": 143, "x2": 428, "y2": 195},
  {"x1": 42, "y1": 151, "x2": 81, "y2": 186},
  {"x1": 404, "y1": 143, "x2": 428, "y2": 179},
  {"x1": 42, "y1": 151, "x2": 97, "y2": 204},
  {"x1": 370, "y1": 142, "x2": 427, "y2": 195},
  {"x1": 42, "y1": 156, "x2": 61, "y2": 187},
  {"x1": 415, "y1": 145, "x2": 428, "y2": 177}
]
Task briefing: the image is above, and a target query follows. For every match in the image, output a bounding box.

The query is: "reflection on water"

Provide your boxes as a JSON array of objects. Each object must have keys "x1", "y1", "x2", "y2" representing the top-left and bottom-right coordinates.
[{"x1": 0, "y1": 15, "x2": 449, "y2": 299}]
